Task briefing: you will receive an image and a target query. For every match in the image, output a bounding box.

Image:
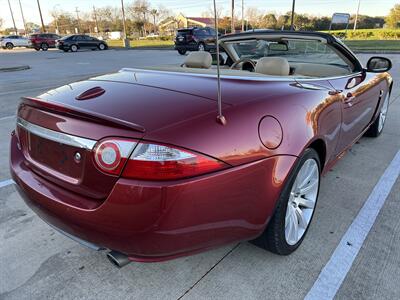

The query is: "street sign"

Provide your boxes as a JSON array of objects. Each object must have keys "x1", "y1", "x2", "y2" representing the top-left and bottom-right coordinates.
[{"x1": 331, "y1": 13, "x2": 351, "y2": 25}]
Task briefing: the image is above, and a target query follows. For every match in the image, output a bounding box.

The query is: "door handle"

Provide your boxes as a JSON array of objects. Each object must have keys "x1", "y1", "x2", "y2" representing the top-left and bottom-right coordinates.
[{"x1": 328, "y1": 89, "x2": 343, "y2": 96}]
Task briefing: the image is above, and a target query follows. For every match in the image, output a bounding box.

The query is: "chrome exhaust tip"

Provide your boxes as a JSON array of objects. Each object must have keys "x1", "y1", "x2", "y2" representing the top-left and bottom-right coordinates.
[{"x1": 107, "y1": 250, "x2": 131, "y2": 268}]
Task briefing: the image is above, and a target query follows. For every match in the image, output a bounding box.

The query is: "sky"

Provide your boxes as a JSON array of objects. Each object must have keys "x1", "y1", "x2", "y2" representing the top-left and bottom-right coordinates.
[{"x1": 1, "y1": 0, "x2": 398, "y2": 29}]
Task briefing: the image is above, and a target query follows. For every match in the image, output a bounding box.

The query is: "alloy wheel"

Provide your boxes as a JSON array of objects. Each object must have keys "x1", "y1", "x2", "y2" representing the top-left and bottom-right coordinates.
[
  {"x1": 198, "y1": 43, "x2": 205, "y2": 51},
  {"x1": 285, "y1": 158, "x2": 319, "y2": 245},
  {"x1": 378, "y1": 93, "x2": 389, "y2": 133}
]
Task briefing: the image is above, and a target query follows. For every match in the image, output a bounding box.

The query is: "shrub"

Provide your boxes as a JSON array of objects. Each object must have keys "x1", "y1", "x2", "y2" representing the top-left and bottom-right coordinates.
[{"x1": 324, "y1": 28, "x2": 400, "y2": 40}]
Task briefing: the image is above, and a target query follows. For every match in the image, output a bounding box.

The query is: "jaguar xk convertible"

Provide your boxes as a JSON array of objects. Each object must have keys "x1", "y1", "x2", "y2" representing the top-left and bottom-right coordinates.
[{"x1": 10, "y1": 31, "x2": 393, "y2": 267}]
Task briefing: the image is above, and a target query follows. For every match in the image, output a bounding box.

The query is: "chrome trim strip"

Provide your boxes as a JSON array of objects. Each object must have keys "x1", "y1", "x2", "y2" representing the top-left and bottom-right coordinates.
[
  {"x1": 120, "y1": 68, "x2": 364, "y2": 83},
  {"x1": 17, "y1": 117, "x2": 97, "y2": 150}
]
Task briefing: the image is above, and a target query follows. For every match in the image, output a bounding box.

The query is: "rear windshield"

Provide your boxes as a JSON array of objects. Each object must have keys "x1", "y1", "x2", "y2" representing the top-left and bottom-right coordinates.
[
  {"x1": 177, "y1": 30, "x2": 193, "y2": 36},
  {"x1": 30, "y1": 34, "x2": 38, "y2": 38},
  {"x1": 60, "y1": 35, "x2": 73, "y2": 40}
]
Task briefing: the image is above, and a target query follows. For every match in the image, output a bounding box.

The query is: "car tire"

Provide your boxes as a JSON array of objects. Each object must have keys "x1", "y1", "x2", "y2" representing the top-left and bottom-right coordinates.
[
  {"x1": 34, "y1": 47, "x2": 40, "y2": 51},
  {"x1": 6, "y1": 43, "x2": 14, "y2": 50},
  {"x1": 98, "y1": 43, "x2": 106, "y2": 50},
  {"x1": 252, "y1": 148, "x2": 321, "y2": 255},
  {"x1": 177, "y1": 49, "x2": 187, "y2": 55},
  {"x1": 41, "y1": 43, "x2": 49, "y2": 51},
  {"x1": 70, "y1": 45, "x2": 78, "y2": 52},
  {"x1": 197, "y1": 43, "x2": 205, "y2": 51},
  {"x1": 365, "y1": 91, "x2": 390, "y2": 137}
]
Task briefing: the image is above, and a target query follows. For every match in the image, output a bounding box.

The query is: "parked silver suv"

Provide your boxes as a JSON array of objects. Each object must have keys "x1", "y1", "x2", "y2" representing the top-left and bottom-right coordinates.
[{"x1": 1, "y1": 35, "x2": 31, "y2": 50}]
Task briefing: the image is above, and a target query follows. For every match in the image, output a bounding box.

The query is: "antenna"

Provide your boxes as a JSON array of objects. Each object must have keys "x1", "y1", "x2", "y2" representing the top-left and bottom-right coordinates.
[{"x1": 213, "y1": 0, "x2": 227, "y2": 126}]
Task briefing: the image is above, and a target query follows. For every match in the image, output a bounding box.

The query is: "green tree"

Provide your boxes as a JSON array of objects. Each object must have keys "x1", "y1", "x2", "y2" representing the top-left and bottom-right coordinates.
[
  {"x1": 385, "y1": 4, "x2": 400, "y2": 28},
  {"x1": 277, "y1": 13, "x2": 291, "y2": 30},
  {"x1": 260, "y1": 13, "x2": 277, "y2": 29},
  {"x1": 150, "y1": 9, "x2": 159, "y2": 33}
]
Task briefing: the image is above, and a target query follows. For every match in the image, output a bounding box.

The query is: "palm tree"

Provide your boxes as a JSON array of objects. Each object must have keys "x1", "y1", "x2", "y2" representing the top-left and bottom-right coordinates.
[
  {"x1": 137, "y1": 5, "x2": 148, "y2": 35},
  {"x1": 150, "y1": 9, "x2": 159, "y2": 34}
]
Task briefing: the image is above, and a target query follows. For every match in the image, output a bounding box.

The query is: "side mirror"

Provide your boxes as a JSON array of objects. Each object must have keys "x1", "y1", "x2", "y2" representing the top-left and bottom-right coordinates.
[{"x1": 366, "y1": 57, "x2": 392, "y2": 73}]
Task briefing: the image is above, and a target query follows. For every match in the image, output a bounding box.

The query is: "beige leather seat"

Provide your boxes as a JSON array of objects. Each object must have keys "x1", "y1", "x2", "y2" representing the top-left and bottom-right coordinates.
[
  {"x1": 255, "y1": 57, "x2": 290, "y2": 76},
  {"x1": 183, "y1": 52, "x2": 212, "y2": 69}
]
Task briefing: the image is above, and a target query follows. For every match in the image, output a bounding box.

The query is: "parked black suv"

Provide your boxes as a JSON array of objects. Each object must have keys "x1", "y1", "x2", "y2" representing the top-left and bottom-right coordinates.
[
  {"x1": 56, "y1": 35, "x2": 108, "y2": 52},
  {"x1": 175, "y1": 27, "x2": 217, "y2": 55}
]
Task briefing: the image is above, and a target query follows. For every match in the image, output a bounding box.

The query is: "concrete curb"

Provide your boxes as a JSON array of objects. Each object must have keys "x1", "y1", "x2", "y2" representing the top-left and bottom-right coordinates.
[
  {"x1": 110, "y1": 47, "x2": 174, "y2": 51},
  {"x1": 0, "y1": 65, "x2": 30, "y2": 72}
]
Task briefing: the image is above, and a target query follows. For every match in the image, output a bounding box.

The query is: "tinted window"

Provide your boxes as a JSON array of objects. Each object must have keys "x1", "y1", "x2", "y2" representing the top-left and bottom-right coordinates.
[
  {"x1": 208, "y1": 28, "x2": 216, "y2": 36},
  {"x1": 60, "y1": 35, "x2": 73, "y2": 40},
  {"x1": 177, "y1": 30, "x2": 193, "y2": 36},
  {"x1": 194, "y1": 28, "x2": 208, "y2": 36}
]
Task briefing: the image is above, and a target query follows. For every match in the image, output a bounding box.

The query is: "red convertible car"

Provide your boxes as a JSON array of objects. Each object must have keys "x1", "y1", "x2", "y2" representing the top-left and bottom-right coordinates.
[{"x1": 10, "y1": 31, "x2": 393, "y2": 267}]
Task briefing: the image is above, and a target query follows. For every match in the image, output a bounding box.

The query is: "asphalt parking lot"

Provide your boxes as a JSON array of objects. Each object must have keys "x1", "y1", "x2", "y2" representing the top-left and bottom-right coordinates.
[{"x1": 0, "y1": 48, "x2": 399, "y2": 299}]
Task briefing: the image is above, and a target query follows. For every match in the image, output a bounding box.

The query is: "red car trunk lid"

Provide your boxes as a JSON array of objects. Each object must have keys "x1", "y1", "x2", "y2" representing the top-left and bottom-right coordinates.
[{"x1": 16, "y1": 104, "x2": 144, "y2": 200}]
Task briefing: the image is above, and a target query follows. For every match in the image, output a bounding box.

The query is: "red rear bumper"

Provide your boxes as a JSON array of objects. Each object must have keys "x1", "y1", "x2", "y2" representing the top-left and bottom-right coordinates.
[{"x1": 10, "y1": 133, "x2": 296, "y2": 262}]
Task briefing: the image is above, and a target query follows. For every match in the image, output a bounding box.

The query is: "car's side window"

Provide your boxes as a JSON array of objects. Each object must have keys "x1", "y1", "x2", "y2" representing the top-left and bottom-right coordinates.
[
  {"x1": 195, "y1": 29, "x2": 208, "y2": 37},
  {"x1": 208, "y1": 28, "x2": 216, "y2": 36}
]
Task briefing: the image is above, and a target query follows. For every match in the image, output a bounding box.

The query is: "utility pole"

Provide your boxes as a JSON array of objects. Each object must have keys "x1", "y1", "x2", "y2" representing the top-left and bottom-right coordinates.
[
  {"x1": 53, "y1": 4, "x2": 60, "y2": 34},
  {"x1": 121, "y1": 0, "x2": 129, "y2": 48},
  {"x1": 231, "y1": 0, "x2": 235, "y2": 33},
  {"x1": 353, "y1": 0, "x2": 361, "y2": 31},
  {"x1": 93, "y1": 6, "x2": 100, "y2": 34},
  {"x1": 241, "y1": 0, "x2": 244, "y2": 32},
  {"x1": 290, "y1": 0, "x2": 296, "y2": 30},
  {"x1": 18, "y1": 0, "x2": 28, "y2": 35},
  {"x1": 37, "y1": 0, "x2": 46, "y2": 32},
  {"x1": 75, "y1": 7, "x2": 80, "y2": 33},
  {"x1": 7, "y1": 0, "x2": 18, "y2": 34}
]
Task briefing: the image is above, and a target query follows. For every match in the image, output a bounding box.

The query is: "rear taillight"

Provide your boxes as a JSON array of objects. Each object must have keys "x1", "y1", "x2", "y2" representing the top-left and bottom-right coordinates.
[
  {"x1": 122, "y1": 141, "x2": 228, "y2": 180},
  {"x1": 93, "y1": 138, "x2": 137, "y2": 175}
]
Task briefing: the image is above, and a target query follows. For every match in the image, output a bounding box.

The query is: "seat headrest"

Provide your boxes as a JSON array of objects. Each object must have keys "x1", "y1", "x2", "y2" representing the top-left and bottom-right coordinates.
[
  {"x1": 255, "y1": 57, "x2": 290, "y2": 76},
  {"x1": 184, "y1": 52, "x2": 212, "y2": 69}
]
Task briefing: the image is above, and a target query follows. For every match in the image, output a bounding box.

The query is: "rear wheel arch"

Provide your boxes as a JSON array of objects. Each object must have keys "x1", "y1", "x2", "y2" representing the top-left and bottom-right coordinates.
[{"x1": 306, "y1": 139, "x2": 327, "y2": 172}]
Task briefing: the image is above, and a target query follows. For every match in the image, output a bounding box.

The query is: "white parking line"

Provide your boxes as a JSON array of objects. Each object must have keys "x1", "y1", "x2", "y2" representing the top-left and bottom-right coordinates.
[
  {"x1": 305, "y1": 150, "x2": 400, "y2": 300},
  {"x1": 0, "y1": 179, "x2": 14, "y2": 188}
]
